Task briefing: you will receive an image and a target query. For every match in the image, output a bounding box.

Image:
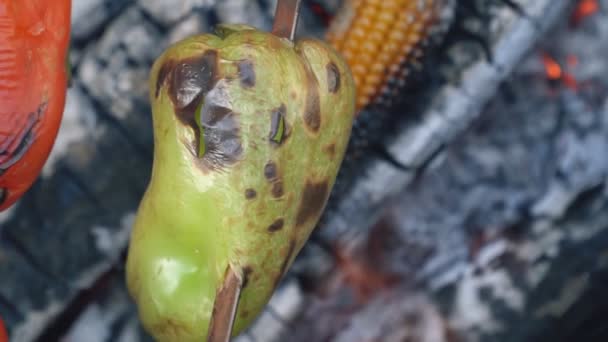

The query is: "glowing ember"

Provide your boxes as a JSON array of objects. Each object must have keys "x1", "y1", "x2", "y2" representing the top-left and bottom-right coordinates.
[
  {"x1": 571, "y1": 0, "x2": 599, "y2": 25},
  {"x1": 540, "y1": 52, "x2": 579, "y2": 91},
  {"x1": 541, "y1": 53, "x2": 562, "y2": 80}
]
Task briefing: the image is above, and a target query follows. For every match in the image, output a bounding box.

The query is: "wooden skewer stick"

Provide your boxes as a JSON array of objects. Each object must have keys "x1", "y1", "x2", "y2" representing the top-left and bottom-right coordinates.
[
  {"x1": 206, "y1": 2, "x2": 302, "y2": 341},
  {"x1": 206, "y1": 266, "x2": 244, "y2": 342},
  {"x1": 272, "y1": 0, "x2": 303, "y2": 41}
]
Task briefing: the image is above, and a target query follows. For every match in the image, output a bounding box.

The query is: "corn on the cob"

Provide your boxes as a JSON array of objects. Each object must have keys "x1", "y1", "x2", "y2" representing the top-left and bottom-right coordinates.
[{"x1": 327, "y1": 0, "x2": 449, "y2": 111}]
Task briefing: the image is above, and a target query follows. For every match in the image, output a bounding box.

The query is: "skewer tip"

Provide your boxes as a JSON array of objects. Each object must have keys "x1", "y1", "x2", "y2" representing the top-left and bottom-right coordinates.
[{"x1": 207, "y1": 266, "x2": 244, "y2": 342}]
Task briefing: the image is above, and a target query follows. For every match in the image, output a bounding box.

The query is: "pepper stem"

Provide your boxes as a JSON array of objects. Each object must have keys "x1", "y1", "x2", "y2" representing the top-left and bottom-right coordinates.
[{"x1": 272, "y1": 0, "x2": 302, "y2": 41}]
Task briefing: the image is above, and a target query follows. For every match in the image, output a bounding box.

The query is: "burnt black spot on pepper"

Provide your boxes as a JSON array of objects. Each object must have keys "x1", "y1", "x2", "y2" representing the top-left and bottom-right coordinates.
[
  {"x1": 164, "y1": 50, "x2": 243, "y2": 171},
  {"x1": 237, "y1": 60, "x2": 256, "y2": 88},
  {"x1": 167, "y1": 50, "x2": 219, "y2": 127},
  {"x1": 303, "y1": 66, "x2": 321, "y2": 133},
  {"x1": 327, "y1": 62, "x2": 341, "y2": 93},
  {"x1": 267, "y1": 218, "x2": 285, "y2": 232},
  {"x1": 197, "y1": 104, "x2": 242, "y2": 170},
  {"x1": 155, "y1": 60, "x2": 175, "y2": 98},
  {"x1": 324, "y1": 143, "x2": 336, "y2": 160},
  {"x1": 271, "y1": 181, "x2": 284, "y2": 198},
  {"x1": 264, "y1": 161, "x2": 278, "y2": 181},
  {"x1": 264, "y1": 161, "x2": 283, "y2": 198},
  {"x1": 245, "y1": 188, "x2": 257, "y2": 199},
  {"x1": 269, "y1": 104, "x2": 289, "y2": 146},
  {"x1": 295, "y1": 180, "x2": 330, "y2": 227},
  {"x1": 242, "y1": 265, "x2": 253, "y2": 289}
]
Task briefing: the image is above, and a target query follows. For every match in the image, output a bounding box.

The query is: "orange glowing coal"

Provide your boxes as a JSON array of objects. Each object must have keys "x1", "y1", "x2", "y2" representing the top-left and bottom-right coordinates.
[
  {"x1": 571, "y1": 0, "x2": 599, "y2": 25},
  {"x1": 541, "y1": 52, "x2": 579, "y2": 91},
  {"x1": 542, "y1": 53, "x2": 562, "y2": 80}
]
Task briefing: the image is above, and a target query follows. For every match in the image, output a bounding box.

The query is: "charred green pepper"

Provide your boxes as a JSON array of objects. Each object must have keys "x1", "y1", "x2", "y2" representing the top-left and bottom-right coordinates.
[{"x1": 126, "y1": 24, "x2": 355, "y2": 341}]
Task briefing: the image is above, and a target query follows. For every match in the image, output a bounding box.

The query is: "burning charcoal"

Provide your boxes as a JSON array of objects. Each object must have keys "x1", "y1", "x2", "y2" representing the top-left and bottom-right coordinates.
[
  {"x1": 289, "y1": 242, "x2": 336, "y2": 286},
  {"x1": 123, "y1": 24, "x2": 164, "y2": 65},
  {"x1": 333, "y1": 292, "x2": 451, "y2": 342},
  {"x1": 95, "y1": 7, "x2": 164, "y2": 64},
  {"x1": 167, "y1": 13, "x2": 211, "y2": 44},
  {"x1": 243, "y1": 280, "x2": 304, "y2": 342},
  {"x1": 72, "y1": 0, "x2": 133, "y2": 42},
  {"x1": 42, "y1": 86, "x2": 99, "y2": 177},
  {"x1": 78, "y1": 7, "x2": 161, "y2": 147},
  {"x1": 215, "y1": 0, "x2": 272, "y2": 30},
  {"x1": 137, "y1": 0, "x2": 210, "y2": 27}
]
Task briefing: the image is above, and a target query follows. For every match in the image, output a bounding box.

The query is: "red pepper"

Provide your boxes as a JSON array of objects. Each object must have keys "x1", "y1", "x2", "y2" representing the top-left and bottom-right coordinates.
[
  {"x1": 0, "y1": 0, "x2": 71, "y2": 210},
  {"x1": 0, "y1": 316, "x2": 6, "y2": 342}
]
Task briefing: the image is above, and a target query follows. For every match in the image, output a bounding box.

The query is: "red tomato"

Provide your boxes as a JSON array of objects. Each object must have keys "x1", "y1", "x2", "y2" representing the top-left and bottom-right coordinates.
[
  {"x1": 0, "y1": 316, "x2": 6, "y2": 342},
  {"x1": 0, "y1": 0, "x2": 71, "y2": 211}
]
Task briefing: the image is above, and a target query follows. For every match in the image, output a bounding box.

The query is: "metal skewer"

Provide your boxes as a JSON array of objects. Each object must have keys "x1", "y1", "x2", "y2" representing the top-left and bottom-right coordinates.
[
  {"x1": 206, "y1": 1, "x2": 302, "y2": 341},
  {"x1": 207, "y1": 266, "x2": 243, "y2": 342},
  {"x1": 272, "y1": 0, "x2": 302, "y2": 41}
]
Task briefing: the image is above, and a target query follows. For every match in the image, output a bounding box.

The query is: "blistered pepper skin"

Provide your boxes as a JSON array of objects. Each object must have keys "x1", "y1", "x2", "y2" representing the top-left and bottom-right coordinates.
[
  {"x1": 126, "y1": 25, "x2": 355, "y2": 341},
  {"x1": 0, "y1": 0, "x2": 71, "y2": 210}
]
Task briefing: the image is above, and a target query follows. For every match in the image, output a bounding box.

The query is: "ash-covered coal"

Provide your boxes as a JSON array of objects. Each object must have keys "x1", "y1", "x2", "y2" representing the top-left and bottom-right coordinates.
[{"x1": 287, "y1": 1, "x2": 608, "y2": 342}]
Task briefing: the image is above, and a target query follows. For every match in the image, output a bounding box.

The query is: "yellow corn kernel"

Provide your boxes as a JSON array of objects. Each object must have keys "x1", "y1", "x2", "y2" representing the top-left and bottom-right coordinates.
[{"x1": 326, "y1": 0, "x2": 444, "y2": 111}]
